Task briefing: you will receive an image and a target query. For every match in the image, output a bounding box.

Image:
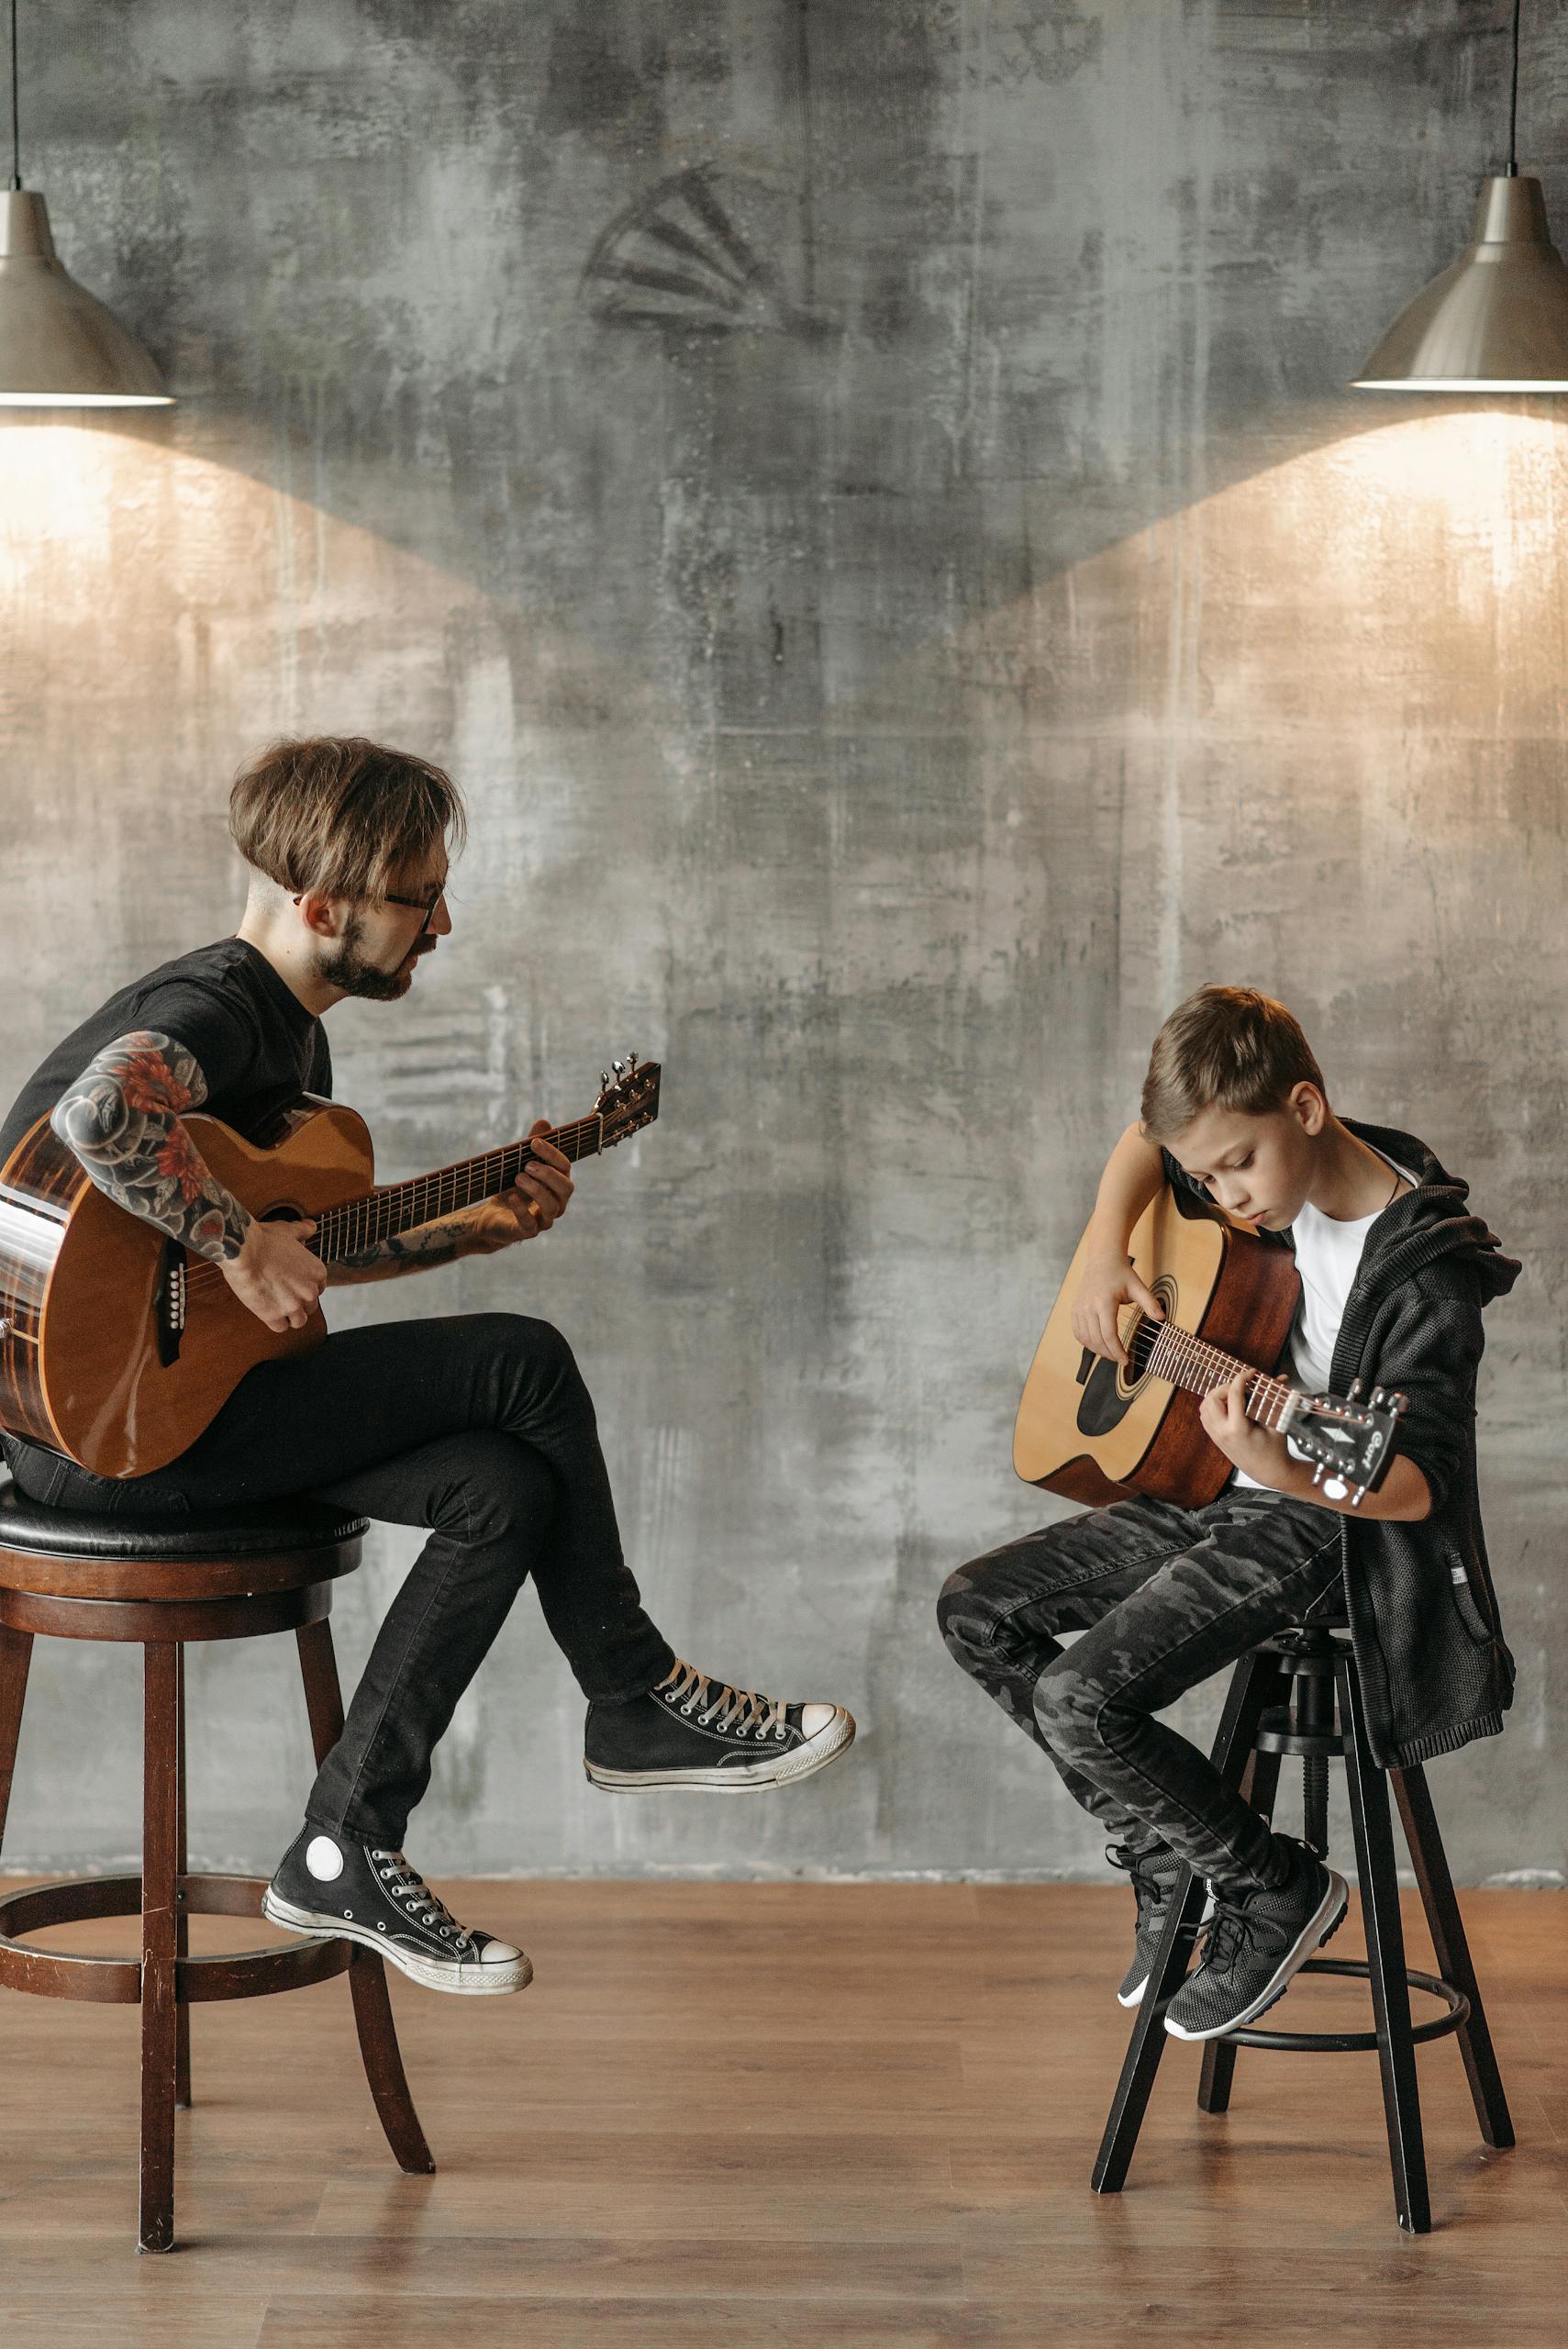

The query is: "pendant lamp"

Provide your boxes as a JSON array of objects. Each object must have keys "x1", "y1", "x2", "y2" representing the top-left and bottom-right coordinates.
[
  {"x1": 1354, "y1": 1, "x2": 1568, "y2": 392},
  {"x1": 0, "y1": 0, "x2": 172, "y2": 406}
]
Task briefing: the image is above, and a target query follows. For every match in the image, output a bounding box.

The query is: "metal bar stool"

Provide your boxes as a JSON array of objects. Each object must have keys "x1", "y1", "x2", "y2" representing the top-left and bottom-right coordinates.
[
  {"x1": 0, "y1": 1475, "x2": 434, "y2": 2252},
  {"x1": 1091, "y1": 1619, "x2": 1513, "y2": 2233}
]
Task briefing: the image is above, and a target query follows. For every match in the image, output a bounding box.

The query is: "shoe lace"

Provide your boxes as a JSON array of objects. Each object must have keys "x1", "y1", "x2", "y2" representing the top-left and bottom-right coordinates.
[
  {"x1": 370, "y1": 1849, "x2": 473, "y2": 1953},
  {"x1": 657, "y1": 1659, "x2": 786, "y2": 1739},
  {"x1": 1194, "y1": 1887, "x2": 1292, "y2": 1978},
  {"x1": 1106, "y1": 1842, "x2": 1176, "y2": 1920}
]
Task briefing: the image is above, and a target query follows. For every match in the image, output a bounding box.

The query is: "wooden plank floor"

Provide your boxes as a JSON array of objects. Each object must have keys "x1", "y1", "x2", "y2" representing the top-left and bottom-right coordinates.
[{"x1": 0, "y1": 1880, "x2": 1561, "y2": 2345}]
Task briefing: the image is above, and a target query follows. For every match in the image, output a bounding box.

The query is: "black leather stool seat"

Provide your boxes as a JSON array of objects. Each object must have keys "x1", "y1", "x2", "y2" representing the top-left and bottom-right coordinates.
[{"x1": 0, "y1": 1477, "x2": 366, "y2": 1560}]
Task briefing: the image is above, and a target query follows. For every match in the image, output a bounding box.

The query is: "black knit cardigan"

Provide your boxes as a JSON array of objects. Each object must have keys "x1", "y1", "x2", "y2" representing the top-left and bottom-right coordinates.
[{"x1": 1163, "y1": 1118, "x2": 1519, "y2": 1770}]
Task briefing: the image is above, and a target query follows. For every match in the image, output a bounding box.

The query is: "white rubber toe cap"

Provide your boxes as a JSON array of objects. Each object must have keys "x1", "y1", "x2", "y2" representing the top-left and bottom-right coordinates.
[
  {"x1": 801, "y1": 1704, "x2": 841, "y2": 1738},
  {"x1": 481, "y1": 1939, "x2": 523, "y2": 1965}
]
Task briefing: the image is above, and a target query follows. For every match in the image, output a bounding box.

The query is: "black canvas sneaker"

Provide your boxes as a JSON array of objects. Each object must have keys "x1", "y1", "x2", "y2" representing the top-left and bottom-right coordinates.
[
  {"x1": 1107, "y1": 1839, "x2": 1192, "y2": 2008},
  {"x1": 262, "y1": 1829, "x2": 531, "y2": 1996},
  {"x1": 1163, "y1": 1835, "x2": 1348, "y2": 2043},
  {"x1": 584, "y1": 1658, "x2": 855, "y2": 1792}
]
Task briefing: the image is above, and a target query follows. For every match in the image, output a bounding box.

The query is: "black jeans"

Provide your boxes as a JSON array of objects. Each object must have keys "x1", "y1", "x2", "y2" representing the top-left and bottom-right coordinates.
[
  {"x1": 13, "y1": 1313, "x2": 676, "y2": 1846},
  {"x1": 937, "y1": 1487, "x2": 1345, "y2": 1888}
]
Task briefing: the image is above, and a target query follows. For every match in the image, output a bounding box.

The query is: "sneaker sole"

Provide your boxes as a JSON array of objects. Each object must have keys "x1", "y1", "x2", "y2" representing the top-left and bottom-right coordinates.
[
  {"x1": 1162, "y1": 1869, "x2": 1350, "y2": 2043},
  {"x1": 261, "y1": 1888, "x2": 533, "y2": 1996},
  {"x1": 584, "y1": 1710, "x2": 856, "y2": 1793}
]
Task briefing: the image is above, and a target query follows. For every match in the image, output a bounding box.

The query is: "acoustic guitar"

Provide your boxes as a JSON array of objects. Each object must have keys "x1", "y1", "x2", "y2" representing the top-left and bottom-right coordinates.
[
  {"x1": 1013, "y1": 1182, "x2": 1404, "y2": 1512},
  {"x1": 0, "y1": 1056, "x2": 660, "y2": 1479}
]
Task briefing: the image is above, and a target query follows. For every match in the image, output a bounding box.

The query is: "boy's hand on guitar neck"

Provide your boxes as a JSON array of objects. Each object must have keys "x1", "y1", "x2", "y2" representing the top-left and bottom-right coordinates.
[
  {"x1": 1072, "y1": 1241, "x2": 1164, "y2": 1370},
  {"x1": 1199, "y1": 1369, "x2": 1289, "y2": 1486}
]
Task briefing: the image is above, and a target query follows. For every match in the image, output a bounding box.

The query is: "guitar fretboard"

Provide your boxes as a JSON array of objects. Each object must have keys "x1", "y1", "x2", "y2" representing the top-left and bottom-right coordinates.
[
  {"x1": 1124, "y1": 1310, "x2": 1296, "y2": 1431},
  {"x1": 311, "y1": 1114, "x2": 609, "y2": 1263}
]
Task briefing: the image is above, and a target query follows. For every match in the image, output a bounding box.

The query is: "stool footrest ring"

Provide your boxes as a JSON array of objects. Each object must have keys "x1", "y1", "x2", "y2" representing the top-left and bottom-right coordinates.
[
  {"x1": 0, "y1": 1872, "x2": 352, "y2": 2004},
  {"x1": 1219, "y1": 1956, "x2": 1469, "y2": 2054}
]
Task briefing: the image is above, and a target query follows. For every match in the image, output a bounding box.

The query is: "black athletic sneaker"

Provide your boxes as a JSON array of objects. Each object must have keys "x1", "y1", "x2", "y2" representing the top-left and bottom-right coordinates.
[
  {"x1": 584, "y1": 1658, "x2": 855, "y2": 1792},
  {"x1": 1107, "y1": 1839, "x2": 1188, "y2": 2008},
  {"x1": 1163, "y1": 1835, "x2": 1348, "y2": 2042},
  {"x1": 262, "y1": 1829, "x2": 531, "y2": 1996}
]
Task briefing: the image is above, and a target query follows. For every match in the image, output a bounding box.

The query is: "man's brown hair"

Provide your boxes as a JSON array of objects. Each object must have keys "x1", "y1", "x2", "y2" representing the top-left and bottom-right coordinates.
[
  {"x1": 228, "y1": 737, "x2": 467, "y2": 901},
  {"x1": 1140, "y1": 985, "x2": 1325, "y2": 1141}
]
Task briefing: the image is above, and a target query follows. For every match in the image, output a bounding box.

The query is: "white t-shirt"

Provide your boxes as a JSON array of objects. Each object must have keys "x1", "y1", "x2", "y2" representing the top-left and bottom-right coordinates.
[{"x1": 1232, "y1": 1152, "x2": 1415, "y2": 1493}]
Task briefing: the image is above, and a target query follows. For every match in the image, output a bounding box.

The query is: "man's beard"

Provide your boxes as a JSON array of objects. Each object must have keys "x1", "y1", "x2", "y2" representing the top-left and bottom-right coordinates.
[{"x1": 316, "y1": 911, "x2": 428, "y2": 1002}]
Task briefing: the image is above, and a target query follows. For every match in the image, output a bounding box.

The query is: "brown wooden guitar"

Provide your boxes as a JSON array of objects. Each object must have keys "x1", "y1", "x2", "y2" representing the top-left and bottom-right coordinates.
[
  {"x1": 1013, "y1": 1182, "x2": 1405, "y2": 1511},
  {"x1": 0, "y1": 1056, "x2": 660, "y2": 1479}
]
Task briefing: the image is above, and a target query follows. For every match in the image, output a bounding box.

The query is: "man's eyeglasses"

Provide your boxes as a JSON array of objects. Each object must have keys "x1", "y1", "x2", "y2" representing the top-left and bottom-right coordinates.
[{"x1": 383, "y1": 883, "x2": 448, "y2": 929}]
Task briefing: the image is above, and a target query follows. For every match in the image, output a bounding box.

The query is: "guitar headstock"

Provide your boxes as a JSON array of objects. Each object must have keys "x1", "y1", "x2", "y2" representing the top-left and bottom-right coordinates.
[
  {"x1": 594, "y1": 1052, "x2": 662, "y2": 1149},
  {"x1": 1288, "y1": 1382, "x2": 1407, "y2": 1506}
]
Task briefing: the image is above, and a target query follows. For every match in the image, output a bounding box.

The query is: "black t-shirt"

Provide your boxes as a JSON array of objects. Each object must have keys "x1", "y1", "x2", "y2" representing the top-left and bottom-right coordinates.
[{"x1": 0, "y1": 937, "x2": 332, "y2": 1167}]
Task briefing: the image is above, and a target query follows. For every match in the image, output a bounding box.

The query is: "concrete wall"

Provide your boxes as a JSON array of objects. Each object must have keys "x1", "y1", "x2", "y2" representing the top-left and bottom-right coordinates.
[{"x1": 1, "y1": 1, "x2": 1562, "y2": 1884}]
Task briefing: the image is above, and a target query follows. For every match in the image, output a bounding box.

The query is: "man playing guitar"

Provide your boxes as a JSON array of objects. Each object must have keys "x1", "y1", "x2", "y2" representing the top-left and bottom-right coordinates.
[{"x1": 0, "y1": 736, "x2": 854, "y2": 1997}]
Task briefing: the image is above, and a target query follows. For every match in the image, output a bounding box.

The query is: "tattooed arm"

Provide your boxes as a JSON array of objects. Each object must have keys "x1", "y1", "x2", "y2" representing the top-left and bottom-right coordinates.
[
  {"x1": 50, "y1": 1031, "x2": 326, "y2": 1333},
  {"x1": 326, "y1": 1122, "x2": 576, "y2": 1284},
  {"x1": 50, "y1": 1030, "x2": 251, "y2": 1261},
  {"x1": 328, "y1": 1212, "x2": 487, "y2": 1285}
]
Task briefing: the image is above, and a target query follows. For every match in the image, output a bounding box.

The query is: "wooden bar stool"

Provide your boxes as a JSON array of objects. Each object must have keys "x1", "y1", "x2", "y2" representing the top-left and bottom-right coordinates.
[
  {"x1": 0, "y1": 1475, "x2": 434, "y2": 2253},
  {"x1": 1091, "y1": 1619, "x2": 1513, "y2": 2232}
]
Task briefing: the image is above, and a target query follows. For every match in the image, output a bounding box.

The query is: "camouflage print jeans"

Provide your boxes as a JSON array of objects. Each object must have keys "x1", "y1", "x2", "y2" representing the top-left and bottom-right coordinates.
[{"x1": 937, "y1": 1486, "x2": 1345, "y2": 1890}]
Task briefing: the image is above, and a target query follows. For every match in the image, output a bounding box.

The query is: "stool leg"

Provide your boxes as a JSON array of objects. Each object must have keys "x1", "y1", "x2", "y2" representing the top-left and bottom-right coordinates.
[
  {"x1": 1338, "y1": 1653, "x2": 1430, "y2": 2234},
  {"x1": 1393, "y1": 1765, "x2": 1514, "y2": 2150},
  {"x1": 294, "y1": 1619, "x2": 435, "y2": 2176},
  {"x1": 1196, "y1": 1740, "x2": 1284, "y2": 2117},
  {"x1": 174, "y1": 1645, "x2": 192, "y2": 2111},
  {"x1": 0, "y1": 1626, "x2": 34, "y2": 1852},
  {"x1": 139, "y1": 1641, "x2": 181, "y2": 2254},
  {"x1": 1092, "y1": 1645, "x2": 1284, "y2": 2193}
]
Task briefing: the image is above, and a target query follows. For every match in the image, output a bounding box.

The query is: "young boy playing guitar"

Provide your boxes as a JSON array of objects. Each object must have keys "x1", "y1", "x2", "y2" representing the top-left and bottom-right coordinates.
[
  {"x1": 939, "y1": 986, "x2": 1517, "y2": 2042},
  {"x1": 0, "y1": 737, "x2": 854, "y2": 1996}
]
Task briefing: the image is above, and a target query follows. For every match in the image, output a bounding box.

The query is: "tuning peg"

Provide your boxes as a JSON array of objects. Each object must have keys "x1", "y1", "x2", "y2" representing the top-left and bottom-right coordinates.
[
  {"x1": 612, "y1": 1059, "x2": 625, "y2": 1075},
  {"x1": 1371, "y1": 1386, "x2": 1385, "y2": 1407},
  {"x1": 1348, "y1": 1378, "x2": 1363, "y2": 1400},
  {"x1": 627, "y1": 1050, "x2": 639, "y2": 1071},
  {"x1": 601, "y1": 1071, "x2": 611, "y2": 1090},
  {"x1": 1311, "y1": 1462, "x2": 1325, "y2": 1486}
]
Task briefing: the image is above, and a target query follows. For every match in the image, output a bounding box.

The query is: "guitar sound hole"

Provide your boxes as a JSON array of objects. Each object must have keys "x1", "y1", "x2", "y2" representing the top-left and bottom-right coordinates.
[{"x1": 1074, "y1": 1273, "x2": 1179, "y2": 1439}]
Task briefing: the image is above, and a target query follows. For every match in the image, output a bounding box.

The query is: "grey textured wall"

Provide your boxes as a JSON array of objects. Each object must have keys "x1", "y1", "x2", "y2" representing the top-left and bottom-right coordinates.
[{"x1": 1, "y1": 2, "x2": 1562, "y2": 1884}]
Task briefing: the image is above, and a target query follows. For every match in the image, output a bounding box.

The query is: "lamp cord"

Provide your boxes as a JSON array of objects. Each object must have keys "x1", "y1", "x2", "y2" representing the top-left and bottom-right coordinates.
[
  {"x1": 1502, "y1": 0, "x2": 1520, "y2": 176},
  {"x1": 8, "y1": 0, "x2": 19, "y2": 191}
]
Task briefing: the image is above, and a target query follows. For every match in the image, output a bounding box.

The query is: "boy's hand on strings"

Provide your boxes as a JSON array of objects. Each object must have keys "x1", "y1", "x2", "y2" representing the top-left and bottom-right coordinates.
[{"x1": 1072, "y1": 1246, "x2": 1163, "y2": 1368}]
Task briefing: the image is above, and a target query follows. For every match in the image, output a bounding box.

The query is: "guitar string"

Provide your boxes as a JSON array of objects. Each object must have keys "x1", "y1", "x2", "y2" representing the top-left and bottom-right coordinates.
[
  {"x1": 180, "y1": 1109, "x2": 633, "y2": 1288},
  {"x1": 1128, "y1": 1312, "x2": 1292, "y2": 1426}
]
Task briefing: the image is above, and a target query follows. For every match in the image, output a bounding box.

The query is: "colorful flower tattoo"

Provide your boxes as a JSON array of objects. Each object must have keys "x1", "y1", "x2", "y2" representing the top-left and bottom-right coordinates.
[{"x1": 50, "y1": 1030, "x2": 252, "y2": 1264}]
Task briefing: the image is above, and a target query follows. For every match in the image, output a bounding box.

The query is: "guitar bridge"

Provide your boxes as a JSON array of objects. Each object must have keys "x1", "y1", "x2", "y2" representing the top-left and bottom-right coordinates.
[{"x1": 154, "y1": 1241, "x2": 187, "y2": 1368}]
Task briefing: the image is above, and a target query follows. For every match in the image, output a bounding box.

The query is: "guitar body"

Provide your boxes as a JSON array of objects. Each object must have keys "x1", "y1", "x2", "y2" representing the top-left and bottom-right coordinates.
[
  {"x1": 0, "y1": 1100, "x2": 373, "y2": 1479},
  {"x1": 1013, "y1": 1186, "x2": 1301, "y2": 1509}
]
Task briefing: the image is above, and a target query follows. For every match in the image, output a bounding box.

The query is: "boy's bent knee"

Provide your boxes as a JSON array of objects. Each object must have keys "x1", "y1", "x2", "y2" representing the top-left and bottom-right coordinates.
[
  {"x1": 1032, "y1": 1656, "x2": 1109, "y2": 1765},
  {"x1": 937, "y1": 1561, "x2": 1003, "y2": 1670}
]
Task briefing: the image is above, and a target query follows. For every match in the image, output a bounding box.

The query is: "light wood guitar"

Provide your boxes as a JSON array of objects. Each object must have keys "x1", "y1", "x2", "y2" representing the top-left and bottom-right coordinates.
[
  {"x1": 0, "y1": 1057, "x2": 660, "y2": 1479},
  {"x1": 1013, "y1": 1183, "x2": 1404, "y2": 1511}
]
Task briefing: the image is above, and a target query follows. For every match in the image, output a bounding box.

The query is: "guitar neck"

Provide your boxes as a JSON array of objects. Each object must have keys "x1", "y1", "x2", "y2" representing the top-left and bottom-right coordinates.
[
  {"x1": 311, "y1": 1113, "x2": 608, "y2": 1264},
  {"x1": 1127, "y1": 1312, "x2": 1296, "y2": 1431}
]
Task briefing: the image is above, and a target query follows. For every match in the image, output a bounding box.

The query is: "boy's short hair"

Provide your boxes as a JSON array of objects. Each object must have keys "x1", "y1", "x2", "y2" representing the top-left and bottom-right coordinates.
[
  {"x1": 1140, "y1": 985, "x2": 1325, "y2": 1140},
  {"x1": 228, "y1": 736, "x2": 467, "y2": 901}
]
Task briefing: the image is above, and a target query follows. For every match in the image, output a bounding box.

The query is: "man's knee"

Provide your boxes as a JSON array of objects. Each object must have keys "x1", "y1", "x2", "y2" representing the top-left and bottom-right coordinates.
[
  {"x1": 470, "y1": 1310, "x2": 577, "y2": 1381},
  {"x1": 429, "y1": 1431, "x2": 558, "y2": 1549}
]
